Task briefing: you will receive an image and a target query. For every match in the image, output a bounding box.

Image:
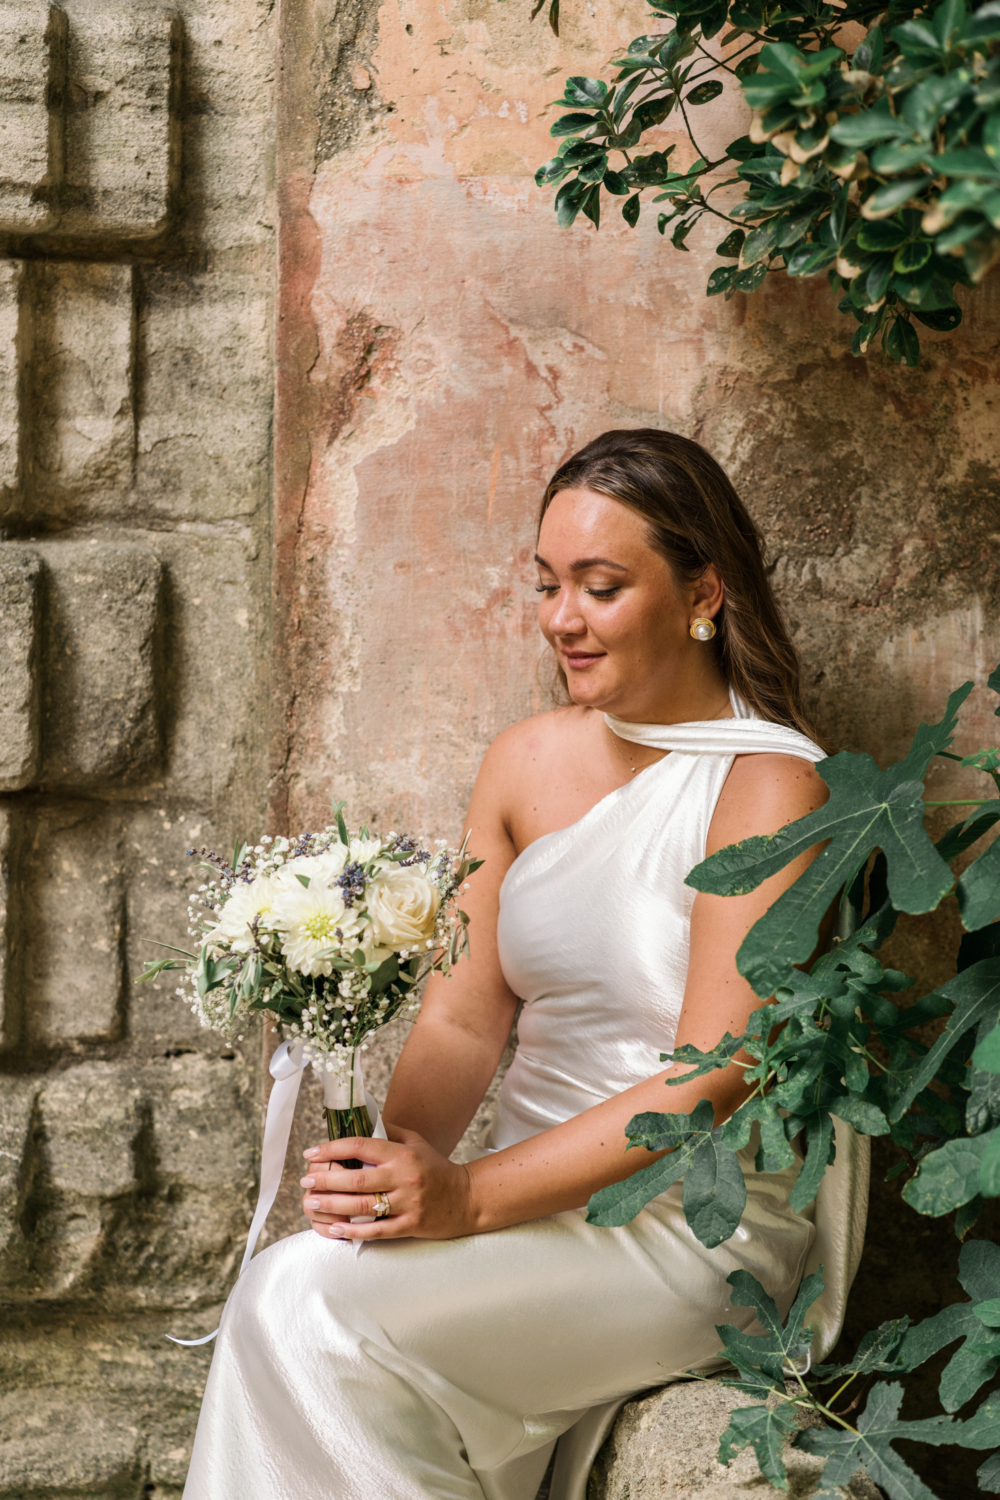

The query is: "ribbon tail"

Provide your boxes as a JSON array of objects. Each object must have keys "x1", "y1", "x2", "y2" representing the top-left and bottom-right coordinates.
[
  {"x1": 167, "y1": 1327, "x2": 222, "y2": 1347},
  {"x1": 166, "y1": 1042, "x2": 306, "y2": 1344}
]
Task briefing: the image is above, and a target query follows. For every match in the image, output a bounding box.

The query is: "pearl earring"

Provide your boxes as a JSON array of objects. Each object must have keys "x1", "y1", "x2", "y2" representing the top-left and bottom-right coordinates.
[{"x1": 690, "y1": 617, "x2": 716, "y2": 641}]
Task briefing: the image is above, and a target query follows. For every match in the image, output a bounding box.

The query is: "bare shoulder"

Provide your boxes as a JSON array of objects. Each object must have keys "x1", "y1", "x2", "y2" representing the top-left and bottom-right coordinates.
[
  {"x1": 478, "y1": 705, "x2": 590, "y2": 785},
  {"x1": 707, "y1": 753, "x2": 828, "y2": 855}
]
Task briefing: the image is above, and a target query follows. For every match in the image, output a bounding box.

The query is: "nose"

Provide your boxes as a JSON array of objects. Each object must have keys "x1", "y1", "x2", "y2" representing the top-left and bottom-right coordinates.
[{"x1": 547, "y1": 584, "x2": 585, "y2": 635}]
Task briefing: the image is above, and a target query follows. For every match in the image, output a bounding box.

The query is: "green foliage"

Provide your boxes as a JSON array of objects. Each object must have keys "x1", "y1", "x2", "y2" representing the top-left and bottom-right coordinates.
[
  {"x1": 531, "y1": 0, "x2": 1000, "y2": 363},
  {"x1": 710, "y1": 1246, "x2": 1000, "y2": 1497},
  {"x1": 586, "y1": 664, "x2": 1000, "y2": 1496}
]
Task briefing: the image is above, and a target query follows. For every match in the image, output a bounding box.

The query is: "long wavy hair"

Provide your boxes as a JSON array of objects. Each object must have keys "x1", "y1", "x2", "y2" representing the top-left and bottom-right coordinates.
[{"x1": 538, "y1": 428, "x2": 819, "y2": 740}]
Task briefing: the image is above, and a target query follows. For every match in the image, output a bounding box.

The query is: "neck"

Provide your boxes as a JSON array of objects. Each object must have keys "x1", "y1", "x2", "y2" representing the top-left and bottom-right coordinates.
[{"x1": 606, "y1": 667, "x2": 732, "y2": 727}]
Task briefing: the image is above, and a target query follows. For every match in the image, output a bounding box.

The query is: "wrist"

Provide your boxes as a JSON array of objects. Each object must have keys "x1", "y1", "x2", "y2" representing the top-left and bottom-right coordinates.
[{"x1": 461, "y1": 1158, "x2": 491, "y2": 1234}]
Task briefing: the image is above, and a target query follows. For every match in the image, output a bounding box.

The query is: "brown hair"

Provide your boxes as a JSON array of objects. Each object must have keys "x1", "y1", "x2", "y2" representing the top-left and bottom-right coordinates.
[{"x1": 539, "y1": 428, "x2": 819, "y2": 740}]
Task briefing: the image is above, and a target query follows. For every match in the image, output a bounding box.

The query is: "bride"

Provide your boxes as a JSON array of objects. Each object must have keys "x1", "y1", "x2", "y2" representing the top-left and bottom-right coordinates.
[{"x1": 183, "y1": 428, "x2": 865, "y2": 1500}]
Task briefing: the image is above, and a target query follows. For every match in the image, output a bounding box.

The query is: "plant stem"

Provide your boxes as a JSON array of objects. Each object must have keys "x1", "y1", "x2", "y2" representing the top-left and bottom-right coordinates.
[{"x1": 924, "y1": 798, "x2": 991, "y2": 807}]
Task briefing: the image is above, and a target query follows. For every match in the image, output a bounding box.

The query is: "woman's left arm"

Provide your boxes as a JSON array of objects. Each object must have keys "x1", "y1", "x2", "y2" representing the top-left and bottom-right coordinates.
[{"x1": 301, "y1": 753, "x2": 827, "y2": 1240}]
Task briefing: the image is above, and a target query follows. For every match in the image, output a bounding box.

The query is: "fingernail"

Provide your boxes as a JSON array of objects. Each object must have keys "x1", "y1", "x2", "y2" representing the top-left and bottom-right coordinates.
[
  {"x1": 303, "y1": 1147, "x2": 319, "y2": 1158},
  {"x1": 303, "y1": 1197, "x2": 321, "y2": 1210},
  {"x1": 328, "y1": 1226, "x2": 347, "y2": 1239},
  {"x1": 300, "y1": 1176, "x2": 315, "y2": 1189}
]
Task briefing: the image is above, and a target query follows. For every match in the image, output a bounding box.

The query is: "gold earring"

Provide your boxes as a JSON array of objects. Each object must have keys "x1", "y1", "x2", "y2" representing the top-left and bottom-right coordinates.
[{"x1": 690, "y1": 617, "x2": 716, "y2": 641}]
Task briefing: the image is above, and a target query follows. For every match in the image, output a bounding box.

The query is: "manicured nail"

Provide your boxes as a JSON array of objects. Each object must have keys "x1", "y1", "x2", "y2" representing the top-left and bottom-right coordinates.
[
  {"x1": 328, "y1": 1226, "x2": 347, "y2": 1238},
  {"x1": 303, "y1": 1147, "x2": 319, "y2": 1158},
  {"x1": 303, "y1": 1197, "x2": 321, "y2": 1210},
  {"x1": 300, "y1": 1176, "x2": 315, "y2": 1189}
]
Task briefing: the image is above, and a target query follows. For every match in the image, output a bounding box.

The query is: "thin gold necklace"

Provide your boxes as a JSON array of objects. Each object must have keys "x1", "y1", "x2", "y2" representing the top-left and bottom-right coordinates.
[{"x1": 609, "y1": 699, "x2": 733, "y2": 775}]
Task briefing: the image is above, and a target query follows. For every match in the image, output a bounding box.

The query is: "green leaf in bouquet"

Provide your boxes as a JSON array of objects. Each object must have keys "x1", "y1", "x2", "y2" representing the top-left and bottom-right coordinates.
[
  {"x1": 687, "y1": 684, "x2": 972, "y2": 997},
  {"x1": 295, "y1": 873, "x2": 311, "y2": 888},
  {"x1": 195, "y1": 944, "x2": 237, "y2": 997},
  {"x1": 135, "y1": 954, "x2": 191, "y2": 983},
  {"x1": 365, "y1": 954, "x2": 400, "y2": 991},
  {"x1": 332, "y1": 799, "x2": 350, "y2": 846}
]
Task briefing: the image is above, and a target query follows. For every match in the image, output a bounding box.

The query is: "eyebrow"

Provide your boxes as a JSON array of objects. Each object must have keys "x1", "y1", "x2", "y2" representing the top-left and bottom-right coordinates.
[{"x1": 534, "y1": 553, "x2": 630, "y2": 574}]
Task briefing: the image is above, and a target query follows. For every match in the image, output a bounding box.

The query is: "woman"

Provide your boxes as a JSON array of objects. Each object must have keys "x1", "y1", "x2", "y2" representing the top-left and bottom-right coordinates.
[{"x1": 184, "y1": 429, "x2": 867, "y2": 1500}]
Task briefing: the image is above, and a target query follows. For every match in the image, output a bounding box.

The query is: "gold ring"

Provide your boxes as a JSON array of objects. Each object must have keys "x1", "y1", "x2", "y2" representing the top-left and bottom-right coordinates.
[{"x1": 373, "y1": 1192, "x2": 392, "y2": 1219}]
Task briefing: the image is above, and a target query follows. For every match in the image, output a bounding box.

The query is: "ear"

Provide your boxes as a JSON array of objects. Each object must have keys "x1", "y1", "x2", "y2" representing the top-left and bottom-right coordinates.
[{"x1": 691, "y1": 563, "x2": 724, "y2": 620}]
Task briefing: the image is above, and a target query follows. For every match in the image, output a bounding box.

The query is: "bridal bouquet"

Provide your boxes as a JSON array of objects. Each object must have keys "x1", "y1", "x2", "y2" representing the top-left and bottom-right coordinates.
[{"x1": 139, "y1": 803, "x2": 481, "y2": 1163}]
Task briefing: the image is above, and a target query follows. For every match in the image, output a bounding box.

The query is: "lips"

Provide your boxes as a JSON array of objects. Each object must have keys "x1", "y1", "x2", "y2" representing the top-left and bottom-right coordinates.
[{"x1": 561, "y1": 650, "x2": 606, "y2": 669}]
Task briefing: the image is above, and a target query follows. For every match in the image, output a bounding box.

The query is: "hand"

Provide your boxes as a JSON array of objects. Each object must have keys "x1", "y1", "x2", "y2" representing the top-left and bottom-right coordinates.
[{"x1": 299, "y1": 1125, "x2": 477, "y2": 1241}]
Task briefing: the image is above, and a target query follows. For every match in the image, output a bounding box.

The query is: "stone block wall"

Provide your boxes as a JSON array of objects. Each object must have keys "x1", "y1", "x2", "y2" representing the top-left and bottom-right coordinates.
[{"x1": 0, "y1": 2, "x2": 275, "y2": 1495}]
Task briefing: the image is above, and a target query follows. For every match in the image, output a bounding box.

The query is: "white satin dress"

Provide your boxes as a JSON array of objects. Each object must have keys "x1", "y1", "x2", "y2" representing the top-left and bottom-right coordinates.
[{"x1": 183, "y1": 698, "x2": 868, "y2": 1500}]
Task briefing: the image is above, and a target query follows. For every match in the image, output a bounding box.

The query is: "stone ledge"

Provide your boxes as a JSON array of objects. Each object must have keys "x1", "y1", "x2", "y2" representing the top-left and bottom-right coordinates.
[{"x1": 588, "y1": 1377, "x2": 881, "y2": 1499}]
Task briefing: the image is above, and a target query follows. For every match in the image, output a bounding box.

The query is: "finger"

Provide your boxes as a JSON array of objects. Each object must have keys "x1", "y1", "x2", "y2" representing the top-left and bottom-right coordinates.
[
  {"x1": 300, "y1": 1164, "x2": 395, "y2": 1194},
  {"x1": 318, "y1": 1214, "x2": 415, "y2": 1241},
  {"x1": 303, "y1": 1193, "x2": 389, "y2": 1219},
  {"x1": 303, "y1": 1137, "x2": 398, "y2": 1166}
]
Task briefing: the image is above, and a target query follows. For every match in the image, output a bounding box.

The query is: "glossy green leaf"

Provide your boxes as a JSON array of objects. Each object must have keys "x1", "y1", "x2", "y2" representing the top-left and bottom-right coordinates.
[
  {"x1": 707, "y1": 264, "x2": 739, "y2": 295},
  {"x1": 716, "y1": 229, "x2": 745, "y2": 258},
  {"x1": 913, "y1": 302, "x2": 963, "y2": 331},
  {"x1": 550, "y1": 111, "x2": 599, "y2": 138},
  {"x1": 687, "y1": 79, "x2": 724, "y2": 105},
  {"x1": 886, "y1": 316, "x2": 921, "y2": 366},
  {"x1": 622, "y1": 192, "x2": 640, "y2": 226}
]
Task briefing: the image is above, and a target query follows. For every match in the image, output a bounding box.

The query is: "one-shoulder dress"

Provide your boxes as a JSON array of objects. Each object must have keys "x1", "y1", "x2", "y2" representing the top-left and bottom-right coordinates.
[{"x1": 182, "y1": 698, "x2": 869, "y2": 1500}]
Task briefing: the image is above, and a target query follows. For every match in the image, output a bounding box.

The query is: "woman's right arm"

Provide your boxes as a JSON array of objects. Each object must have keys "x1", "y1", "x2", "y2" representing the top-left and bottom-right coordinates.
[{"x1": 381, "y1": 732, "x2": 523, "y2": 1156}]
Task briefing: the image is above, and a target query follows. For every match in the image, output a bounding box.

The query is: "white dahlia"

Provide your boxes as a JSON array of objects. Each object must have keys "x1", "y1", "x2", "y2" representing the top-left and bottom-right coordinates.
[
  {"x1": 205, "y1": 873, "x2": 284, "y2": 954},
  {"x1": 276, "y1": 846, "x2": 350, "y2": 888},
  {"x1": 273, "y1": 883, "x2": 369, "y2": 977}
]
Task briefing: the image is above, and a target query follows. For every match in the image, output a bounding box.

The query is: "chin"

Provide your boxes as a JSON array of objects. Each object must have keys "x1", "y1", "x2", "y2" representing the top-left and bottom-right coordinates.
[{"x1": 566, "y1": 675, "x2": 617, "y2": 710}]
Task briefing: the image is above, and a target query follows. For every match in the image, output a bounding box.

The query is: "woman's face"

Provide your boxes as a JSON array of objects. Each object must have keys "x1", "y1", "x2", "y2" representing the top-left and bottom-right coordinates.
[{"x1": 535, "y1": 486, "x2": 725, "y2": 719}]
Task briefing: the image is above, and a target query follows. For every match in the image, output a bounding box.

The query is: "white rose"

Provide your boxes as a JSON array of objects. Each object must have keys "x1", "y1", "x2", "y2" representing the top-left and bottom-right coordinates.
[{"x1": 366, "y1": 867, "x2": 441, "y2": 949}]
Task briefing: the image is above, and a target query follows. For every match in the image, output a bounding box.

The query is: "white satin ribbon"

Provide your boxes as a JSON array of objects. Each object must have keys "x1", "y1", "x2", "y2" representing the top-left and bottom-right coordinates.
[{"x1": 167, "y1": 1042, "x2": 386, "y2": 1346}]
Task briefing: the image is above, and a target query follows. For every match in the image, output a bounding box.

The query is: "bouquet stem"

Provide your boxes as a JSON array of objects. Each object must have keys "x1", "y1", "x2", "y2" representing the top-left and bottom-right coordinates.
[{"x1": 323, "y1": 1051, "x2": 374, "y2": 1172}]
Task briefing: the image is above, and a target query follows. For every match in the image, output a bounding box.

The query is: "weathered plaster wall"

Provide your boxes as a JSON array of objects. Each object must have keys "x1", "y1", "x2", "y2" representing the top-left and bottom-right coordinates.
[
  {"x1": 0, "y1": 2, "x2": 275, "y2": 1494},
  {"x1": 273, "y1": 0, "x2": 1000, "y2": 1489}
]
